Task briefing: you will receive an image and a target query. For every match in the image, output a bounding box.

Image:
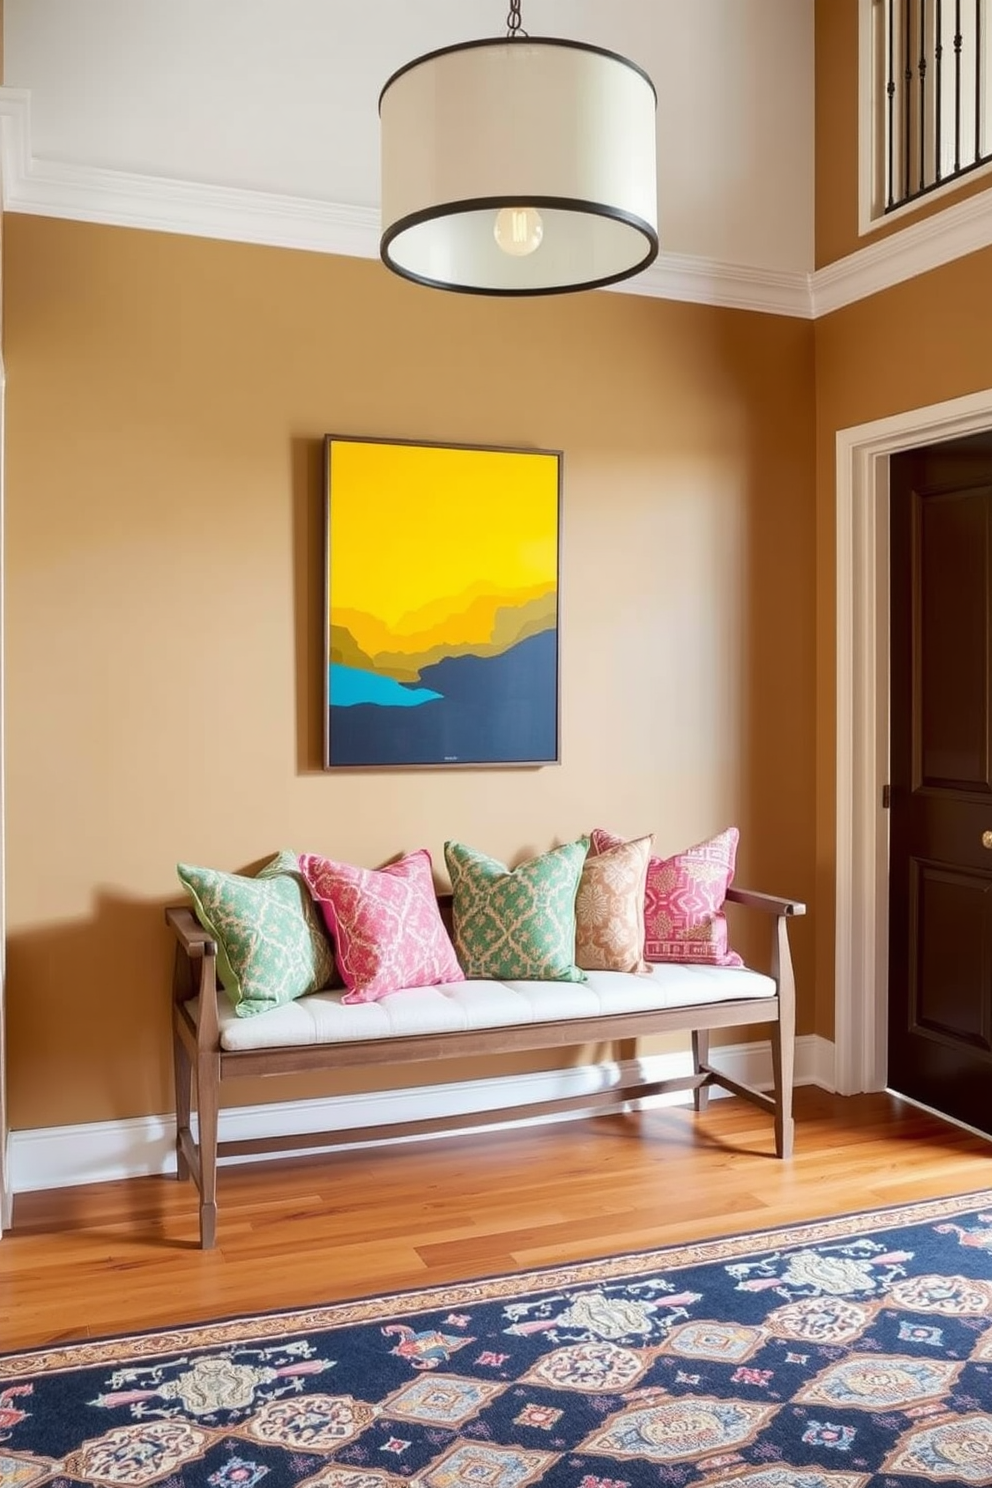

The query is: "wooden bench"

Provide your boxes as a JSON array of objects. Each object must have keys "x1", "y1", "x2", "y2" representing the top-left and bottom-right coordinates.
[{"x1": 167, "y1": 886, "x2": 805, "y2": 1248}]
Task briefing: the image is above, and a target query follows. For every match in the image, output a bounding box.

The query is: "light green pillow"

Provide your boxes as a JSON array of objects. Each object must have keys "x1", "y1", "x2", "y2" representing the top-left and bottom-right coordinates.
[
  {"x1": 444, "y1": 838, "x2": 589, "y2": 982},
  {"x1": 177, "y1": 850, "x2": 336, "y2": 1018}
]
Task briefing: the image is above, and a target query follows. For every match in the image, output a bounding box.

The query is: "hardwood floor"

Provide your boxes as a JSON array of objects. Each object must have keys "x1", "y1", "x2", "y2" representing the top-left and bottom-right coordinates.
[{"x1": 1, "y1": 1087, "x2": 990, "y2": 1352}]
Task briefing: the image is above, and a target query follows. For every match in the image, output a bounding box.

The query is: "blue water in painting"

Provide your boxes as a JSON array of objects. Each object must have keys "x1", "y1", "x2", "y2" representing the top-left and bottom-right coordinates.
[
  {"x1": 329, "y1": 664, "x2": 443, "y2": 709},
  {"x1": 328, "y1": 631, "x2": 558, "y2": 767}
]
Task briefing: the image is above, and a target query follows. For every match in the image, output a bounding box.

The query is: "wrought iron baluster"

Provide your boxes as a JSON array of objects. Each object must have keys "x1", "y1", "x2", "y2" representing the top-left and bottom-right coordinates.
[
  {"x1": 976, "y1": 0, "x2": 983, "y2": 160},
  {"x1": 936, "y1": 0, "x2": 944, "y2": 179},
  {"x1": 920, "y1": 0, "x2": 929, "y2": 189},
  {"x1": 905, "y1": 0, "x2": 915, "y2": 196},
  {"x1": 888, "y1": 0, "x2": 897, "y2": 206},
  {"x1": 955, "y1": 0, "x2": 963, "y2": 171}
]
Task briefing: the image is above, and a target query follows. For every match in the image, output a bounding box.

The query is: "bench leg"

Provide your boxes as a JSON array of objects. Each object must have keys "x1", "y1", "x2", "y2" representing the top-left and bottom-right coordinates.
[
  {"x1": 770, "y1": 912, "x2": 796, "y2": 1159},
  {"x1": 692, "y1": 1030, "x2": 710, "y2": 1112},
  {"x1": 771, "y1": 1019, "x2": 795, "y2": 1158},
  {"x1": 172, "y1": 1024, "x2": 192, "y2": 1183},
  {"x1": 611, "y1": 1037, "x2": 639, "y2": 1112},
  {"x1": 195, "y1": 1053, "x2": 220, "y2": 1249}
]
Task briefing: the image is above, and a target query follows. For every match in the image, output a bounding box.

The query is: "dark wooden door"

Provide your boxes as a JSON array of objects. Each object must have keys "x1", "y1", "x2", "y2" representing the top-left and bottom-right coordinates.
[{"x1": 888, "y1": 433, "x2": 992, "y2": 1131}]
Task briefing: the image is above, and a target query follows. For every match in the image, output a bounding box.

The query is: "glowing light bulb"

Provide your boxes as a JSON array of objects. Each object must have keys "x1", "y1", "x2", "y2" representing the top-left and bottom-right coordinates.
[{"x1": 494, "y1": 206, "x2": 544, "y2": 257}]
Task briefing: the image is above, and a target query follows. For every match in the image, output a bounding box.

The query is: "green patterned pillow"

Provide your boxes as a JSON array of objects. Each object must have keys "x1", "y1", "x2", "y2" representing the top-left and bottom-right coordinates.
[
  {"x1": 444, "y1": 838, "x2": 589, "y2": 982},
  {"x1": 177, "y1": 850, "x2": 335, "y2": 1018}
]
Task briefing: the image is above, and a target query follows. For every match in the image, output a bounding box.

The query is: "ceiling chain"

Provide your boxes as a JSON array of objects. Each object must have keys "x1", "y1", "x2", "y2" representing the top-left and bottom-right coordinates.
[{"x1": 506, "y1": 0, "x2": 528, "y2": 39}]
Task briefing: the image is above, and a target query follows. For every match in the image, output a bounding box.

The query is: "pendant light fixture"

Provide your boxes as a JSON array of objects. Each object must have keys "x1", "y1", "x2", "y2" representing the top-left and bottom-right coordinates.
[{"x1": 379, "y1": 1, "x2": 659, "y2": 296}]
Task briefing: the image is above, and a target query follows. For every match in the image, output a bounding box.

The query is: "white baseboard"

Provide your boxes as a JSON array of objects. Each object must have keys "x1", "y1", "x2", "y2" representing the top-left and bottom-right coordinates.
[
  {"x1": 803, "y1": 1033, "x2": 837, "y2": 1091},
  {"x1": 8, "y1": 1035, "x2": 833, "y2": 1195}
]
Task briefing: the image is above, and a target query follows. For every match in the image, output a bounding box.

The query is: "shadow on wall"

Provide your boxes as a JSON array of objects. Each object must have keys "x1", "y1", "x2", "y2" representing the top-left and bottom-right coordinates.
[
  {"x1": 292, "y1": 435, "x2": 329, "y2": 776},
  {"x1": 6, "y1": 853, "x2": 284, "y2": 1138},
  {"x1": 5, "y1": 891, "x2": 177, "y2": 1134},
  {"x1": 4, "y1": 878, "x2": 644, "y2": 1149}
]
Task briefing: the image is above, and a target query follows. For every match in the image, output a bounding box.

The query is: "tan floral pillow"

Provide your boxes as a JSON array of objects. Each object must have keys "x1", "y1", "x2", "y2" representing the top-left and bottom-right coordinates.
[{"x1": 575, "y1": 834, "x2": 653, "y2": 973}]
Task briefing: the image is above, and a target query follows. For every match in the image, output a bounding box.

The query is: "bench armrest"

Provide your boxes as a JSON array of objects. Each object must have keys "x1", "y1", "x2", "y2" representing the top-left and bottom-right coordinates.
[
  {"x1": 726, "y1": 886, "x2": 806, "y2": 917},
  {"x1": 725, "y1": 887, "x2": 800, "y2": 1080},
  {"x1": 165, "y1": 905, "x2": 221, "y2": 1047},
  {"x1": 165, "y1": 905, "x2": 218, "y2": 957}
]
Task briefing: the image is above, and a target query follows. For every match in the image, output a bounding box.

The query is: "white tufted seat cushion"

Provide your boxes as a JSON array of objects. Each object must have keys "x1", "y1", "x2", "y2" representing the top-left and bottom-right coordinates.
[{"x1": 212, "y1": 961, "x2": 776, "y2": 1052}]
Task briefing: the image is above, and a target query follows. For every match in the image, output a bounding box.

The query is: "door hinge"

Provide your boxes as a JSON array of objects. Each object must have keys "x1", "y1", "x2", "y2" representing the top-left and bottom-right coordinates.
[{"x1": 882, "y1": 783, "x2": 891, "y2": 809}]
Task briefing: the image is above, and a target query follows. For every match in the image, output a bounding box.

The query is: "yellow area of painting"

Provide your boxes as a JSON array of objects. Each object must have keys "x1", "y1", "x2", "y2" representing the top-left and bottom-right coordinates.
[{"x1": 328, "y1": 441, "x2": 558, "y2": 642}]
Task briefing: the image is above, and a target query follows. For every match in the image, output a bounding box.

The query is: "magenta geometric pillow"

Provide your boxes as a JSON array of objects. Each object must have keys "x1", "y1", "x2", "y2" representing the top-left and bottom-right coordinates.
[
  {"x1": 590, "y1": 827, "x2": 744, "y2": 967},
  {"x1": 297, "y1": 848, "x2": 464, "y2": 1003}
]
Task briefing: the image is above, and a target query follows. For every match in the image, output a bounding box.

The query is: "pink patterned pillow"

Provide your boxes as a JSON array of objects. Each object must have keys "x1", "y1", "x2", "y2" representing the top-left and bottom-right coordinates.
[
  {"x1": 297, "y1": 848, "x2": 464, "y2": 1003},
  {"x1": 590, "y1": 827, "x2": 743, "y2": 967}
]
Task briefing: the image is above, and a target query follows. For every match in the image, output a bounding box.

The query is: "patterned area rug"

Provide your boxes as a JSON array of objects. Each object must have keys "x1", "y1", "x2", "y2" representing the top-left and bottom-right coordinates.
[{"x1": 3, "y1": 1192, "x2": 992, "y2": 1488}]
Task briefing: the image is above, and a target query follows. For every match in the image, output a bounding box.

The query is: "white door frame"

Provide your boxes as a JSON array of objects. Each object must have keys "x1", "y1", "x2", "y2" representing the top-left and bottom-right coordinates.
[{"x1": 835, "y1": 386, "x2": 992, "y2": 1096}]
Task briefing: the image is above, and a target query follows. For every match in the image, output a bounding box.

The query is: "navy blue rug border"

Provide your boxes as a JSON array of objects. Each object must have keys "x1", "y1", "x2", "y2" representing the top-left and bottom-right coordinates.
[{"x1": 4, "y1": 1186, "x2": 992, "y2": 1379}]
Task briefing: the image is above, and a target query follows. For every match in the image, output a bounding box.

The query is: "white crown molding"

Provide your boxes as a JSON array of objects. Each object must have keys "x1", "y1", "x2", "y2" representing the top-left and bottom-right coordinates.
[
  {"x1": 0, "y1": 87, "x2": 812, "y2": 317},
  {"x1": 0, "y1": 90, "x2": 381, "y2": 260},
  {"x1": 8, "y1": 1036, "x2": 831, "y2": 1196},
  {"x1": 813, "y1": 185, "x2": 992, "y2": 316},
  {"x1": 624, "y1": 252, "x2": 814, "y2": 317},
  {"x1": 4, "y1": 85, "x2": 988, "y2": 322}
]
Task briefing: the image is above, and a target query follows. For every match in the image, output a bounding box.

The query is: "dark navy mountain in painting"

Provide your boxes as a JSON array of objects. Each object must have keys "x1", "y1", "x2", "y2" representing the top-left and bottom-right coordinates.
[{"x1": 328, "y1": 631, "x2": 558, "y2": 767}]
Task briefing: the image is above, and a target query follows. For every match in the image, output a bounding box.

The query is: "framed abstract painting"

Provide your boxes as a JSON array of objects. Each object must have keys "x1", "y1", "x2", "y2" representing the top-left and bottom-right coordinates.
[{"x1": 324, "y1": 435, "x2": 561, "y2": 769}]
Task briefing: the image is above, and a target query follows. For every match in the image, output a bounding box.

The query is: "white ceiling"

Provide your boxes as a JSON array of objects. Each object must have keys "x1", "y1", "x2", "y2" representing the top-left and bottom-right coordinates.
[{"x1": 2, "y1": 0, "x2": 815, "y2": 284}]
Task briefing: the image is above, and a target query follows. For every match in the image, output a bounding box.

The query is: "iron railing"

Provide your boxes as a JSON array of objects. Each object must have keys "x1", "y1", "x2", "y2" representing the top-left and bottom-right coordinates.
[{"x1": 874, "y1": 0, "x2": 992, "y2": 212}]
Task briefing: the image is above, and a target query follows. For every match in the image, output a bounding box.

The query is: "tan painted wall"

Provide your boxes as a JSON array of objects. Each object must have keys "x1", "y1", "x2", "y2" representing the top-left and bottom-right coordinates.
[
  {"x1": 814, "y1": 245, "x2": 992, "y2": 1035},
  {"x1": 816, "y1": 0, "x2": 860, "y2": 267},
  {"x1": 815, "y1": 0, "x2": 992, "y2": 268},
  {"x1": 3, "y1": 214, "x2": 816, "y2": 1132}
]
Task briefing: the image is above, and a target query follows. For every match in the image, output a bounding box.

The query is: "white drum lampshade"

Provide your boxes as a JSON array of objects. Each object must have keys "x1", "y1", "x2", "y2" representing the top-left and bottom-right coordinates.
[{"x1": 379, "y1": 37, "x2": 659, "y2": 295}]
